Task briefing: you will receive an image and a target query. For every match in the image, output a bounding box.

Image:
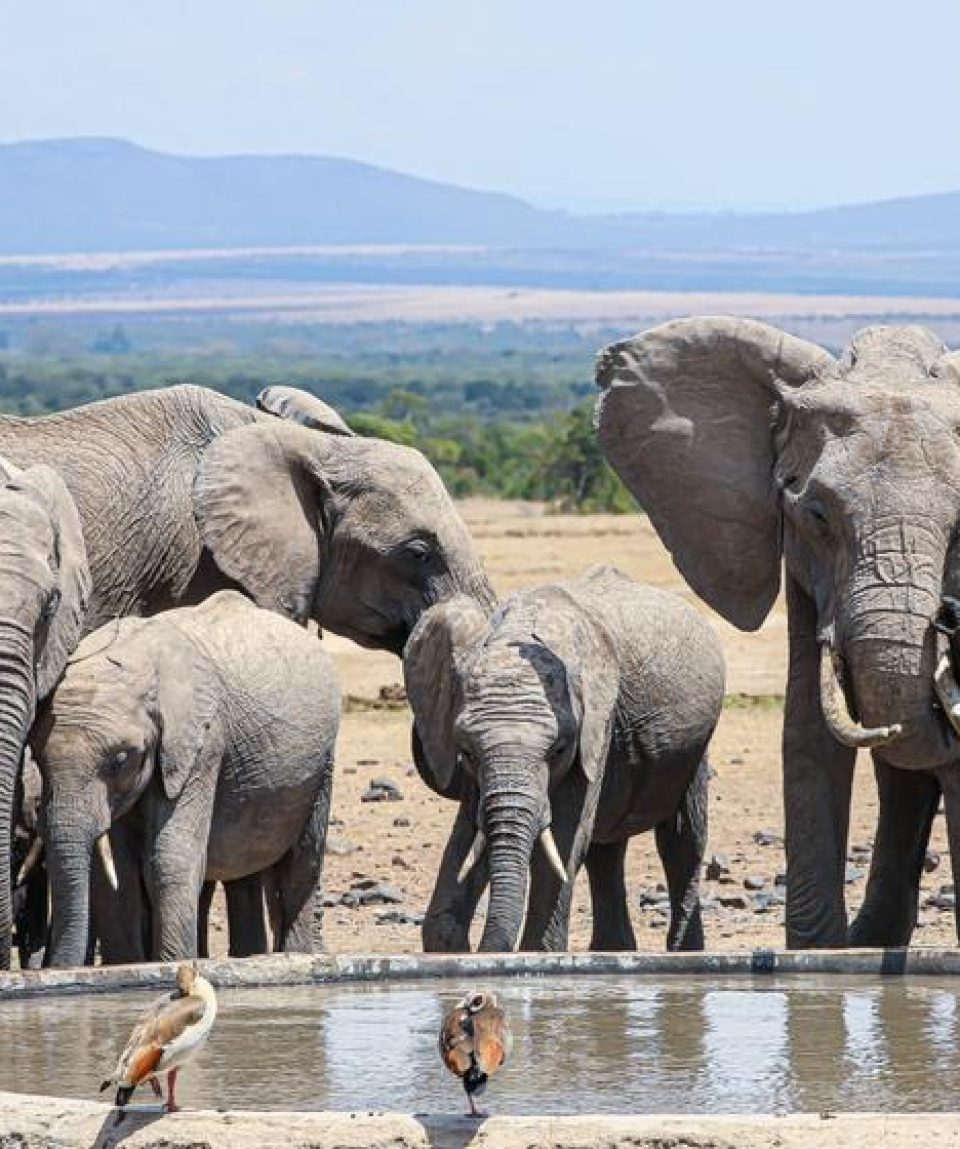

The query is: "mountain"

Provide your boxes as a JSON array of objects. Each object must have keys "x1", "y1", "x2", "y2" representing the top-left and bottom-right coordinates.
[{"x1": 0, "y1": 137, "x2": 959, "y2": 257}]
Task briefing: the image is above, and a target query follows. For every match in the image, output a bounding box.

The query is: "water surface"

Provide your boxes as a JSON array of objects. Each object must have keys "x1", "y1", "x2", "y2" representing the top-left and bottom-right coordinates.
[{"x1": 2, "y1": 974, "x2": 959, "y2": 1114}]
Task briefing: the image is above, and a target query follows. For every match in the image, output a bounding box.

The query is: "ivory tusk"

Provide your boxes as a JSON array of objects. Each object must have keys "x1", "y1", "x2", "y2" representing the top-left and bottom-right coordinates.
[
  {"x1": 15, "y1": 836, "x2": 42, "y2": 887},
  {"x1": 818, "y1": 642, "x2": 903, "y2": 749},
  {"x1": 96, "y1": 833, "x2": 119, "y2": 892},
  {"x1": 538, "y1": 826, "x2": 568, "y2": 884},
  {"x1": 934, "y1": 632, "x2": 960, "y2": 737},
  {"x1": 457, "y1": 829, "x2": 486, "y2": 885}
]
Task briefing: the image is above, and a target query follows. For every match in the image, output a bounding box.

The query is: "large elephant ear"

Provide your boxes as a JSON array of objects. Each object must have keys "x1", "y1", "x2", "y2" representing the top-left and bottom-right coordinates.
[
  {"x1": 595, "y1": 316, "x2": 834, "y2": 631},
  {"x1": 194, "y1": 422, "x2": 334, "y2": 624},
  {"x1": 256, "y1": 386, "x2": 355, "y2": 437},
  {"x1": 14, "y1": 463, "x2": 92, "y2": 699},
  {"x1": 403, "y1": 596, "x2": 489, "y2": 797},
  {"x1": 152, "y1": 622, "x2": 223, "y2": 801}
]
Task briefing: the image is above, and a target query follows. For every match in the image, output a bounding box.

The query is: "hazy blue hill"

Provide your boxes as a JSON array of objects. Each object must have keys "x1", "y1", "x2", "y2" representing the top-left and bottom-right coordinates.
[{"x1": 3, "y1": 137, "x2": 960, "y2": 257}]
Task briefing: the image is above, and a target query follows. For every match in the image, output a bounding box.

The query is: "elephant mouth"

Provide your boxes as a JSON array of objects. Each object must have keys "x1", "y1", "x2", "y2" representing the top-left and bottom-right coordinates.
[
  {"x1": 933, "y1": 599, "x2": 960, "y2": 739},
  {"x1": 818, "y1": 628, "x2": 904, "y2": 750}
]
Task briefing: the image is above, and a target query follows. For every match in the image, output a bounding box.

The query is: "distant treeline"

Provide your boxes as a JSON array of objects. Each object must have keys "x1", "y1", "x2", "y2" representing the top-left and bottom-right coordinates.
[{"x1": 0, "y1": 325, "x2": 636, "y2": 512}]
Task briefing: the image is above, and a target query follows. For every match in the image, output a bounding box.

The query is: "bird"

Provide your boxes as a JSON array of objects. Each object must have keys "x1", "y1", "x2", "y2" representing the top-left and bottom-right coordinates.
[
  {"x1": 100, "y1": 962, "x2": 217, "y2": 1122},
  {"x1": 439, "y1": 990, "x2": 512, "y2": 1118}
]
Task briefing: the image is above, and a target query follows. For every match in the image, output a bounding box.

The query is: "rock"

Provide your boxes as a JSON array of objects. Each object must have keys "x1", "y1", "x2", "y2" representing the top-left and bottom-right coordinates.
[
  {"x1": 343, "y1": 766, "x2": 357, "y2": 775},
  {"x1": 744, "y1": 876, "x2": 766, "y2": 891},
  {"x1": 322, "y1": 894, "x2": 339, "y2": 908},
  {"x1": 356, "y1": 882, "x2": 404, "y2": 906},
  {"x1": 924, "y1": 850, "x2": 941, "y2": 874},
  {"x1": 774, "y1": 872, "x2": 788, "y2": 887},
  {"x1": 379, "y1": 684, "x2": 407, "y2": 703},
  {"x1": 752, "y1": 830, "x2": 783, "y2": 848},
  {"x1": 391, "y1": 854, "x2": 410, "y2": 869},
  {"x1": 941, "y1": 884, "x2": 955, "y2": 896},
  {"x1": 753, "y1": 893, "x2": 773, "y2": 913},
  {"x1": 845, "y1": 865, "x2": 864, "y2": 884},
  {"x1": 718, "y1": 893, "x2": 750, "y2": 910},
  {"x1": 729, "y1": 756, "x2": 745, "y2": 765},
  {"x1": 326, "y1": 834, "x2": 356, "y2": 857},
  {"x1": 375, "y1": 910, "x2": 423, "y2": 926},
  {"x1": 393, "y1": 816, "x2": 411, "y2": 828},
  {"x1": 357, "y1": 758, "x2": 379, "y2": 766},
  {"x1": 705, "y1": 854, "x2": 731, "y2": 881},
  {"x1": 361, "y1": 779, "x2": 403, "y2": 803},
  {"x1": 329, "y1": 815, "x2": 344, "y2": 826},
  {"x1": 849, "y1": 844, "x2": 871, "y2": 861},
  {"x1": 926, "y1": 892, "x2": 956, "y2": 910}
]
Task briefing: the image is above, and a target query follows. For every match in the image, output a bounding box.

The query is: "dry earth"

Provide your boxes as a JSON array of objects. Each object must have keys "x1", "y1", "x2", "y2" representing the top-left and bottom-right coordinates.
[{"x1": 246, "y1": 499, "x2": 955, "y2": 957}]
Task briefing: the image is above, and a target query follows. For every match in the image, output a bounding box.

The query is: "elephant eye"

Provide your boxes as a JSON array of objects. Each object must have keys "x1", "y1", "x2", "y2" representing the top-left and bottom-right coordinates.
[
  {"x1": 806, "y1": 500, "x2": 830, "y2": 528},
  {"x1": 109, "y1": 750, "x2": 130, "y2": 773},
  {"x1": 404, "y1": 537, "x2": 434, "y2": 564}
]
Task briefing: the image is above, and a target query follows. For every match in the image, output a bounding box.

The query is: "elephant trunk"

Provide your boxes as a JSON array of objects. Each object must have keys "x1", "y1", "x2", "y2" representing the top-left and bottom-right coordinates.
[
  {"x1": 0, "y1": 620, "x2": 37, "y2": 969},
  {"x1": 836, "y1": 522, "x2": 952, "y2": 767},
  {"x1": 477, "y1": 772, "x2": 541, "y2": 953},
  {"x1": 45, "y1": 817, "x2": 95, "y2": 968}
]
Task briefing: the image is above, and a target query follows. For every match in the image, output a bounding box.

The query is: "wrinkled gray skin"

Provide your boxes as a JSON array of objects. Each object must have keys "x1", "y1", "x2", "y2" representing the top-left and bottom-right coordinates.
[
  {"x1": 405, "y1": 566, "x2": 724, "y2": 952},
  {"x1": 0, "y1": 383, "x2": 490, "y2": 962},
  {"x1": 0, "y1": 459, "x2": 90, "y2": 968},
  {"x1": 596, "y1": 316, "x2": 960, "y2": 948},
  {"x1": 33, "y1": 591, "x2": 340, "y2": 968}
]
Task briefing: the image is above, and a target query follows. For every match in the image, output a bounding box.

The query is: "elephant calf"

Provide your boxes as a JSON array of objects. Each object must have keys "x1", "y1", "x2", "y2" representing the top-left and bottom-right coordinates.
[
  {"x1": 405, "y1": 565, "x2": 725, "y2": 953},
  {"x1": 32, "y1": 590, "x2": 341, "y2": 967}
]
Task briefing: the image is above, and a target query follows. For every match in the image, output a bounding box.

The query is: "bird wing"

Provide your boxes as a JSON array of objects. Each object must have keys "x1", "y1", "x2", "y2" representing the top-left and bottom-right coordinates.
[
  {"x1": 114, "y1": 992, "x2": 207, "y2": 1087},
  {"x1": 439, "y1": 1006, "x2": 474, "y2": 1078},
  {"x1": 472, "y1": 1005, "x2": 511, "y2": 1077}
]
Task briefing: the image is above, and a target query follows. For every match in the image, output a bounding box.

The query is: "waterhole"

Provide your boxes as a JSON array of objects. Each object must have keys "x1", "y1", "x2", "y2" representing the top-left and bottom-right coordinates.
[{"x1": 2, "y1": 974, "x2": 958, "y2": 1114}]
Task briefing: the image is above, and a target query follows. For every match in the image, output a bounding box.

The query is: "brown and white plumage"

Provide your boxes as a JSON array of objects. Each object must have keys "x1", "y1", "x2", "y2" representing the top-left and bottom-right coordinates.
[
  {"x1": 100, "y1": 962, "x2": 217, "y2": 1121},
  {"x1": 439, "y1": 990, "x2": 511, "y2": 1117}
]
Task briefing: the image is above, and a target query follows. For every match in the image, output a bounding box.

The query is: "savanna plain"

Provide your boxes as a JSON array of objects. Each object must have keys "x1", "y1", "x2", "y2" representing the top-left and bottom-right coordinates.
[{"x1": 296, "y1": 499, "x2": 955, "y2": 956}]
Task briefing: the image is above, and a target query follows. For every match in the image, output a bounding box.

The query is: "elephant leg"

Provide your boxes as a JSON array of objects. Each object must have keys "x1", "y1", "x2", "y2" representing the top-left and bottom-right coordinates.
[
  {"x1": 783, "y1": 576, "x2": 857, "y2": 949},
  {"x1": 656, "y1": 756, "x2": 708, "y2": 952},
  {"x1": 422, "y1": 797, "x2": 488, "y2": 953},
  {"x1": 585, "y1": 839, "x2": 635, "y2": 951},
  {"x1": 936, "y1": 766, "x2": 960, "y2": 946},
  {"x1": 14, "y1": 857, "x2": 48, "y2": 970},
  {"x1": 197, "y1": 881, "x2": 216, "y2": 958},
  {"x1": 224, "y1": 875, "x2": 268, "y2": 957},
  {"x1": 273, "y1": 768, "x2": 333, "y2": 954},
  {"x1": 849, "y1": 761, "x2": 940, "y2": 946},
  {"x1": 93, "y1": 819, "x2": 149, "y2": 965},
  {"x1": 144, "y1": 800, "x2": 210, "y2": 962}
]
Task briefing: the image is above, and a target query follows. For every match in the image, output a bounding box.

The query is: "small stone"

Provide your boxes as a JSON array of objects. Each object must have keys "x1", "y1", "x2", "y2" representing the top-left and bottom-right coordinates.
[
  {"x1": 326, "y1": 834, "x2": 356, "y2": 857},
  {"x1": 392, "y1": 854, "x2": 410, "y2": 869},
  {"x1": 744, "y1": 876, "x2": 766, "y2": 891},
  {"x1": 924, "y1": 850, "x2": 941, "y2": 874},
  {"x1": 718, "y1": 893, "x2": 750, "y2": 911},
  {"x1": 753, "y1": 830, "x2": 783, "y2": 848},
  {"x1": 343, "y1": 767, "x2": 357, "y2": 775},
  {"x1": 322, "y1": 895, "x2": 338, "y2": 908},
  {"x1": 357, "y1": 758, "x2": 379, "y2": 766},
  {"x1": 926, "y1": 892, "x2": 956, "y2": 910},
  {"x1": 705, "y1": 854, "x2": 731, "y2": 881},
  {"x1": 774, "y1": 872, "x2": 788, "y2": 887},
  {"x1": 845, "y1": 865, "x2": 864, "y2": 884},
  {"x1": 941, "y1": 884, "x2": 955, "y2": 896},
  {"x1": 753, "y1": 893, "x2": 773, "y2": 913},
  {"x1": 393, "y1": 816, "x2": 411, "y2": 828},
  {"x1": 375, "y1": 910, "x2": 423, "y2": 926},
  {"x1": 356, "y1": 882, "x2": 404, "y2": 906},
  {"x1": 361, "y1": 779, "x2": 404, "y2": 803},
  {"x1": 730, "y1": 757, "x2": 745, "y2": 765},
  {"x1": 378, "y1": 684, "x2": 407, "y2": 703}
]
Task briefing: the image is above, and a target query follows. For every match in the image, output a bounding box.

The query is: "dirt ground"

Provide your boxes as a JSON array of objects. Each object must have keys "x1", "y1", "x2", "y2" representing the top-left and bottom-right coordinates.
[{"x1": 240, "y1": 498, "x2": 948, "y2": 958}]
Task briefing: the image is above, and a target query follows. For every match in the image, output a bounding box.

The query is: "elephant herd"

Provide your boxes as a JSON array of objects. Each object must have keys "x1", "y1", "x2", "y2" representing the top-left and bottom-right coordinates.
[{"x1": 4, "y1": 314, "x2": 960, "y2": 970}]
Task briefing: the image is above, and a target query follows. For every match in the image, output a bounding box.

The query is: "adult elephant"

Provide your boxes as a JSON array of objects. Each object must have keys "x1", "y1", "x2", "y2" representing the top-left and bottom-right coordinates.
[
  {"x1": 404, "y1": 566, "x2": 724, "y2": 952},
  {"x1": 0, "y1": 461, "x2": 89, "y2": 969},
  {"x1": 0, "y1": 383, "x2": 492, "y2": 964},
  {"x1": 595, "y1": 316, "x2": 960, "y2": 948}
]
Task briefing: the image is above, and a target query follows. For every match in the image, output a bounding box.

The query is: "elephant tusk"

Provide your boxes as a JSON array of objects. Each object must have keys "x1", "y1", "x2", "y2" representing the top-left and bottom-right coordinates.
[
  {"x1": 457, "y1": 829, "x2": 486, "y2": 885},
  {"x1": 934, "y1": 632, "x2": 960, "y2": 737},
  {"x1": 538, "y1": 826, "x2": 568, "y2": 884},
  {"x1": 15, "y1": 836, "x2": 42, "y2": 887},
  {"x1": 818, "y1": 641, "x2": 903, "y2": 749},
  {"x1": 96, "y1": 833, "x2": 119, "y2": 893}
]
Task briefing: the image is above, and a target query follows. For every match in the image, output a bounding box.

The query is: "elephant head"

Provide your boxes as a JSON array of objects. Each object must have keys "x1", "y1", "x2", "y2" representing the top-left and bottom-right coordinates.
[
  {"x1": 32, "y1": 616, "x2": 222, "y2": 968},
  {"x1": 195, "y1": 387, "x2": 494, "y2": 653},
  {"x1": 0, "y1": 458, "x2": 89, "y2": 968},
  {"x1": 405, "y1": 588, "x2": 618, "y2": 951},
  {"x1": 595, "y1": 316, "x2": 960, "y2": 769}
]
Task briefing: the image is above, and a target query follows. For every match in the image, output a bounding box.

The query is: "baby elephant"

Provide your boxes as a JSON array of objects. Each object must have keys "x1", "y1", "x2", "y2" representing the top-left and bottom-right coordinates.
[
  {"x1": 33, "y1": 590, "x2": 340, "y2": 967},
  {"x1": 405, "y1": 566, "x2": 725, "y2": 953}
]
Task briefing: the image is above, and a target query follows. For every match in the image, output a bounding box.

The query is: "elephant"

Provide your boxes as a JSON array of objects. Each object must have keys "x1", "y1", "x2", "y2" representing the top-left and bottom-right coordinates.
[
  {"x1": 0, "y1": 382, "x2": 492, "y2": 965},
  {"x1": 595, "y1": 316, "x2": 960, "y2": 948},
  {"x1": 0, "y1": 459, "x2": 89, "y2": 968},
  {"x1": 404, "y1": 565, "x2": 725, "y2": 952},
  {"x1": 32, "y1": 590, "x2": 341, "y2": 967}
]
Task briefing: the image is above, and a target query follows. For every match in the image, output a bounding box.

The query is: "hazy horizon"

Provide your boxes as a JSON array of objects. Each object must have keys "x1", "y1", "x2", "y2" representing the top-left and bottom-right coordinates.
[{"x1": 6, "y1": 0, "x2": 960, "y2": 215}]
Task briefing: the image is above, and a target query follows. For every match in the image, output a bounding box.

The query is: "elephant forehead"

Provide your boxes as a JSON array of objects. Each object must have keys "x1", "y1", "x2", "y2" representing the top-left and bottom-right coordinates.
[{"x1": 465, "y1": 640, "x2": 569, "y2": 704}]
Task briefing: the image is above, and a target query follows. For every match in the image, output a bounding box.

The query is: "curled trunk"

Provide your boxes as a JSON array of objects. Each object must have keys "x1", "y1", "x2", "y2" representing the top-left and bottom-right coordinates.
[{"x1": 0, "y1": 622, "x2": 37, "y2": 969}]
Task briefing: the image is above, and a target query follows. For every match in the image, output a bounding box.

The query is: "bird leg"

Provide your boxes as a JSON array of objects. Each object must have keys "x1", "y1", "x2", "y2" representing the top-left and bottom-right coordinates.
[
  {"x1": 150, "y1": 1077, "x2": 163, "y2": 1099},
  {"x1": 165, "y1": 1068, "x2": 180, "y2": 1113}
]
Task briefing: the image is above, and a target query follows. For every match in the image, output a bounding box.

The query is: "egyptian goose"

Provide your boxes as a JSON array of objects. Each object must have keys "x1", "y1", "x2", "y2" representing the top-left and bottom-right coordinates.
[
  {"x1": 439, "y1": 990, "x2": 512, "y2": 1117},
  {"x1": 100, "y1": 962, "x2": 217, "y2": 1120}
]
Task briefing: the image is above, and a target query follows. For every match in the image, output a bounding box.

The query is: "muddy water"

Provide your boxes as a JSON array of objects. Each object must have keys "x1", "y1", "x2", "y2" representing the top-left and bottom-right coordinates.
[{"x1": 2, "y1": 974, "x2": 960, "y2": 1114}]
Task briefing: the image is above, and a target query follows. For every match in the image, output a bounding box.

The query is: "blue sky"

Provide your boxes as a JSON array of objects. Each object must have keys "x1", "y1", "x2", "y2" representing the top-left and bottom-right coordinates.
[{"x1": 5, "y1": 0, "x2": 960, "y2": 212}]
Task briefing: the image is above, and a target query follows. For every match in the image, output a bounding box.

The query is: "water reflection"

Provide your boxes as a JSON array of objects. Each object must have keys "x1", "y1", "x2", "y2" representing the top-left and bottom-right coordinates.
[{"x1": 1, "y1": 975, "x2": 960, "y2": 1114}]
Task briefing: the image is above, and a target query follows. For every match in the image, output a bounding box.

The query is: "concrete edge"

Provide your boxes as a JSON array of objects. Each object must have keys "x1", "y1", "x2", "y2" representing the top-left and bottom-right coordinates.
[
  {"x1": 1, "y1": 946, "x2": 958, "y2": 1000},
  {"x1": 3, "y1": 1091, "x2": 960, "y2": 1149}
]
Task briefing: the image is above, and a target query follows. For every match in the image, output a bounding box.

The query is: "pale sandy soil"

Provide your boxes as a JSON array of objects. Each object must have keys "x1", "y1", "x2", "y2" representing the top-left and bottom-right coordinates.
[{"x1": 291, "y1": 499, "x2": 956, "y2": 956}]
